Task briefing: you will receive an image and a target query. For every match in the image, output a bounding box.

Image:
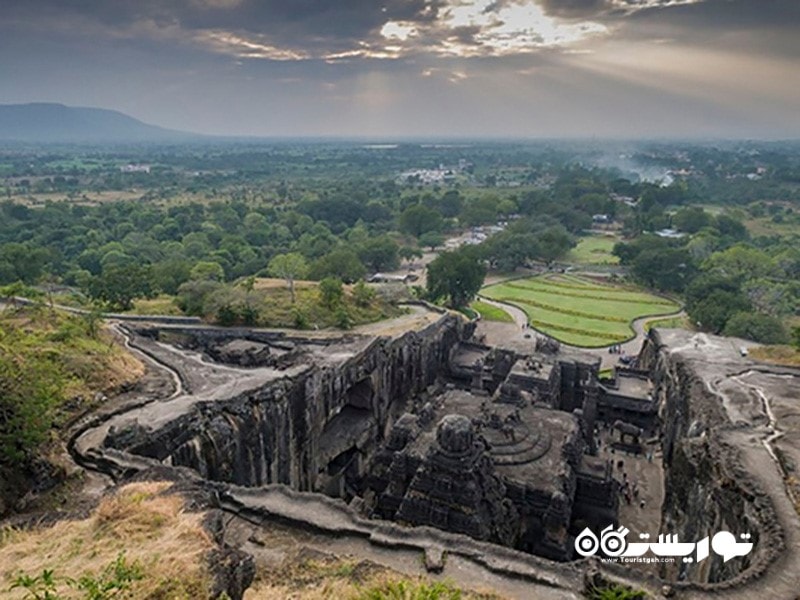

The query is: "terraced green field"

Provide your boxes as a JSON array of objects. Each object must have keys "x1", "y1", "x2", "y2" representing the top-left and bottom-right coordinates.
[
  {"x1": 481, "y1": 274, "x2": 680, "y2": 347},
  {"x1": 470, "y1": 300, "x2": 514, "y2": 323}
]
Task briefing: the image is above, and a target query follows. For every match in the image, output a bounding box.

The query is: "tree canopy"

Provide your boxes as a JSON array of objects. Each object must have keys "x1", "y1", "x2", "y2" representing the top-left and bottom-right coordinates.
[
  {"x1": 426, "y1": 247, "x2": 486, "y2": 308},
  {"x1": 268, "y1": 252, "x2": 308, "y2": 303}
]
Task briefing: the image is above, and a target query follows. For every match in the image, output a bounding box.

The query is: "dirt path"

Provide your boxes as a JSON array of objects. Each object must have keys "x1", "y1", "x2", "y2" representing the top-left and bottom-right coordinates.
[{"x1": 476, "y1": 296, "x2": 529, "y2": 329}]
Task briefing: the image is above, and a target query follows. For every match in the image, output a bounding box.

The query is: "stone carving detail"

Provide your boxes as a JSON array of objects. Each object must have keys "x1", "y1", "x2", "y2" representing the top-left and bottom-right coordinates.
[{"x1": 395, "y1": 415, "x2": 519, "y2": 547}]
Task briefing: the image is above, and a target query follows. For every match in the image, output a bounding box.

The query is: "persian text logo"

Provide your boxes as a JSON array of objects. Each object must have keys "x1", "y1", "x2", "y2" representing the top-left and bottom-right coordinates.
[{"x1": 575, "y1": 525, "x2": 754, "y2": 564}]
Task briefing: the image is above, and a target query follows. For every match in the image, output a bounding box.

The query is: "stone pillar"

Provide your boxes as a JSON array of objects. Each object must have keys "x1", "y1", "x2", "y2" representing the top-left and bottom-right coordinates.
[
  {"x1": 471, "y1": 358, "x2": 485, "y2": 393},
  {"x1": 582, "y1": 376, "x2": 598, "y2": 454}
]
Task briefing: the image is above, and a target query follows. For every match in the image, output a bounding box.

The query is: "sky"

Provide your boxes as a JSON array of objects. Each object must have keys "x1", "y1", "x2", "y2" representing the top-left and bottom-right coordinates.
[{"x1": 1, "y1": 0, "x2": 798, "y2": 138}]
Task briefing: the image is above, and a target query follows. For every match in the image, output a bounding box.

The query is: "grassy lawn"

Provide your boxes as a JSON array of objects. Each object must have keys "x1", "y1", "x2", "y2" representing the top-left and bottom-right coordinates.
[
  {"x1": 470, "y1": 300, "x2": 514, "y2": 323},
  {"x1": 481, "y1": 274, "x2": 680, "y2": 347},
  {"x1": 565, "y1": 235, "x2": 620, "y2": 265}
]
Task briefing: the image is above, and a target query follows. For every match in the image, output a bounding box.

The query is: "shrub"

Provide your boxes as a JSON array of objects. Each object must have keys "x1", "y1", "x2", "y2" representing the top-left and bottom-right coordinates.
[
  {"x1": 586, "y1": 583, "x2": 646, "y2": 600},
  {"x1": 357, "y1": 579, "x2": 464, "y2": 600},
  {"x1": 335, "y1": 306, "x2": 352, "y2": 330},
  {"x1": 293, "y1": 308, "x2": 309, "y2": 329},
  {"x1": 353, "y1": 280, "x2": 376, "y2": 307},
  {"x1": 319, "y1": 277, "x2": 344, "y2": 309}
]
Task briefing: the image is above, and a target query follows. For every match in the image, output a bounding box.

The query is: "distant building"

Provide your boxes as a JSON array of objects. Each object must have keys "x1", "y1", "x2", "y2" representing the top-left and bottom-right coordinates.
[
  {"x1": 655, "y1": 228, "x2": 686, "y2": 239},
  {"x1": 368, "y1": 273, "x2": 419, "y2": 284},
  {"x1": 120, "y1": 164, "x2": 151, "y2": 174},
  {"x1": 398, "y1": 159, "x2": 472, "y2": 186},
  {"x1": 592, "y1": 214, "x2": 611, "y2": 224},
  {"x1": 610, "y1": 194, "x2": 638, "y2": 207}
]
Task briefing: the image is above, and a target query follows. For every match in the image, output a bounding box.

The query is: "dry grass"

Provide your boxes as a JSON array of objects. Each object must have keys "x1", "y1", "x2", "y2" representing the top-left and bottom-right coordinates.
[
  {"x1": 126, "y1": 295, "x2": 184, "y2": 316},
  {"x1": 62, "y1": 329, "x2": 145, "y2": 400},
  {"x1": 245, "y1": 553, "x2": 505, "y2": 600},
  {"x1": 252, "y1": 278, "x2": 318, "y2": 291},
  {"x1": 750, "y1": 345, "x2": 800, "y2": 367},
  {"x1": 0, "y1": 482, "x2": 214, "y2": 599}
]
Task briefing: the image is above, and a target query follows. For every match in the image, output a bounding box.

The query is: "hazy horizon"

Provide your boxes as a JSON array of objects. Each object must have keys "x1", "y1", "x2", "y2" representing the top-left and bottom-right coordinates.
[{"x1": 2, "y1": 0, "x2": 798, "y2": 139}]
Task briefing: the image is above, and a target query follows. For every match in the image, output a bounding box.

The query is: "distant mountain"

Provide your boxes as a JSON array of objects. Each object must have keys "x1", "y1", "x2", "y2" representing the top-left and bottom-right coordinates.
[{"x1": 0, "y1": 103, "x2": 198, "y2": 143}]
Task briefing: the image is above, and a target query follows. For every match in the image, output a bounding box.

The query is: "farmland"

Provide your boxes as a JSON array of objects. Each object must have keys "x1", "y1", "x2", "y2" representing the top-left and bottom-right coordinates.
[{"x1": 481, "y1": 274, "x2": 680, "y2": 347}]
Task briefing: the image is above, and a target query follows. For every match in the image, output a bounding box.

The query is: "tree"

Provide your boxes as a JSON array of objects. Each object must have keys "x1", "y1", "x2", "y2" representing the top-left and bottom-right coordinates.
[
  {"x1": 319, "y1": 277, "x2": 344, "y2": 309},
  {"x1": 460, "y1": 196, "x2": 498, "y2": 226},
  {"x1": 436, "y1": 190, "x2": 463, "y2": 218},
  {"x1": 723, "y1": 312, "x2": 789, "y2": 345},
  {"x1": 773, "y1": 247, "x2": 800, "y2": 279},
  {"x1": 714, "y1": 214, "x2": 748, "y2": 241},
  {"x1": 426, "y1": 248, "x2": 486, "y2": 308},
  {"x1": 358, "y1": 236, "x2": 399, "y2": 272},
  {"x1": 0, "y1": 243, "x2": 49, "y2": 284},
  {"x1": 631, "y1": 248, "x2": 695, "y2": 292},
  {"x1": 308, "y1": 248, "x2": 366, "y2": 283},
  {"x1": 536, "y1": 225, "x2": 575, "y2": 263},
  {"x1": 189, "y1": 261, "x2": 225, "y2": 282},
  {"x1": 268, "y1": 252, "x2": 308, "y2": 303},
  {"x1": 705, "y1": 245, "x2": 775, "y2": 281},
  {"x1": 176, "y1": 279, "x2": 223, "y2": 316},
  {"x1": 672, "y1": 206, "x2": 711, "y2": 233},
  {"x1": 151, "y1": 258, "x2": 192, "y2": 294},
  {"x1": 684, "y1": 273, "x2": 741, "y2": 310},
  {"x1": 399, "y1": 204, "x2": 443, "y2": 237},
  {"x1": 399, "y1": 246, "x2": 424, "y2": 263},
  {"x1": 418, "y1": 232, "x2": 445, "y2": 251},
  {"x1": 496, "y1": 198, "x2": 519, "y2": 217},
  {"x1": 689, "y1": 289, "x2": 751, "y2": 333},
  {"x1": 613, "y1": 235, "x2": 669, "y2": 265},
  {"x1": 88, "y1": 264, "x2": 153, "y2": 311},
  {"x1": 742, "y1": 279, "x2": 796, "y2": 317},
  {"x1": 482, "y1": 231, "x2": 539, "y2": 272}
]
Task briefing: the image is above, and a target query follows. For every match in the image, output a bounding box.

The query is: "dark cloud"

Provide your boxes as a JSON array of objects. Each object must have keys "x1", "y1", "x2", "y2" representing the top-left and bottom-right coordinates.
[
  {"x1": 612, "y1": 0, "x2": 800, "y2": 64},
  {"x1": 536, "y1": 0, "x2": 610, "y2": 19},
  {"x1": 447, "y1": 25, "x2": 485, "y2": 47},
  {"x1": 4, "y1": 0, "x2": 447, "y2": 55},
  {"x1": 535, "y1": 0, "x2": 800, "y2": 29},
  {"x1": 0, "y1": 0, "x2": 797, "y2": 138},
  {"x1": 624, "y1": 0, "x2": 800, "y2": 30}
]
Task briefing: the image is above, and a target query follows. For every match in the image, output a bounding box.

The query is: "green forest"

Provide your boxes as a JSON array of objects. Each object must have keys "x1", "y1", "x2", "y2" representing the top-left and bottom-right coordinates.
[{"x1": 1, "y1": 140, "x2": 798, "y2": 341}]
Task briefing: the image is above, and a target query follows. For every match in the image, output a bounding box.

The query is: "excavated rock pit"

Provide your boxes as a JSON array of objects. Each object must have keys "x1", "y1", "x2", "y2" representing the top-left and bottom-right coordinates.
[{"x1": 68, "y1": 316, "x2": 800, "y2": 599}]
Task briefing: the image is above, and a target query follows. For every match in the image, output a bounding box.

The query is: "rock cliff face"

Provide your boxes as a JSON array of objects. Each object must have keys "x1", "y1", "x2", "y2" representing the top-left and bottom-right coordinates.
[
  {"x1": 640, "y1": 330, "x2": 784, "y2": 586},
  {"x1": 104, "y1": 317, "x2": 466, "y2": 496},
  {"x1": 73, "y1": 317, "x2": 800, "y2": 598}
]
